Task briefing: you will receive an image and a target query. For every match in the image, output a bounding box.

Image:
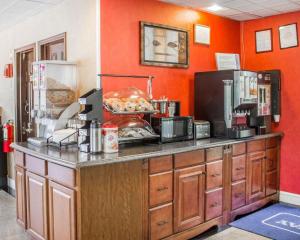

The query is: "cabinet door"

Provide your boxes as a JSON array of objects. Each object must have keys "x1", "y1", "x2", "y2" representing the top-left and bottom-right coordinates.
[
  {"x1": 26, "y1": 171, "x2": 48, "y2": 240},
  {"x1": 49, "y1": 181, "x2": 76, "y2": 240},
  {"x1": 15, "y1": 166, "x2": 26, "y2": 228},
  {"x1": 174, "y1": 165, "x2": 205, "y2": 233},
  {"x1": 246, "y1": 151, "x2": 266, "y2": 204}
]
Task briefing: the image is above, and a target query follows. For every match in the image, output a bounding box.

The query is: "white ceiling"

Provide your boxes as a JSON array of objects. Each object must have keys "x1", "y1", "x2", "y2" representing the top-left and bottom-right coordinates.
[
  {"x1": 0, "y1": 0, "x2": 64, "y2": 31},
  {"x1": 160, "y1": 0, "x2": 300, "y2": 21}
]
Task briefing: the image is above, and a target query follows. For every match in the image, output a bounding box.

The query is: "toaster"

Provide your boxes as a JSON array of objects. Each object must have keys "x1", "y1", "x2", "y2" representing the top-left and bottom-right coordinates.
[{"x1": 194, "y1": 120, "x2": 210, "y2": 139}]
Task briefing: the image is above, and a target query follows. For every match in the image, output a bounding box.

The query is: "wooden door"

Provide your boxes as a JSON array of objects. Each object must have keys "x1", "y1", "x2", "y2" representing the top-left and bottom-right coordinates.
[
  {"x1": 246, "y1": 151, "x2": 266, "y2": 204},
  {"x1": 26, "y1": 171, "x2": 48, "y2": 240},
  {"x1": 48, "y1": 181, "x2": 76, "y2": 240},
  {"x1": 15, "y1": 166, "x2": 26, "y2": 228},
  {"x1": 174, "y1": 165, "x2": 205, "y2": 233},
  {"x1": 15, "y1": 44, "x2": 36, "y2": 142}
]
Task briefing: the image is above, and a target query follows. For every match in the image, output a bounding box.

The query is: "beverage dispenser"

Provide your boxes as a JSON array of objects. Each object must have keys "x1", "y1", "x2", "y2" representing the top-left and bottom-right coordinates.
[{"x1": 195, "y1": 70, "x2": 258, "y2": 138}]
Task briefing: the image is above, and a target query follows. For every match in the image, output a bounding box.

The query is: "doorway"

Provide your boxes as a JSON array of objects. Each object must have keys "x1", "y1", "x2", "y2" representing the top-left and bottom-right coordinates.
[{"x1": 15, "y1": 44, "x2": 36, "y2": 142}]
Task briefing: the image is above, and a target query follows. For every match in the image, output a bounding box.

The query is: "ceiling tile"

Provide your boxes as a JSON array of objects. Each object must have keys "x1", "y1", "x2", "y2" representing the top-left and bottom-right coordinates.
[
  {"x1": 230, "y1": 13, "x2": 260, "y2": 21},
  {"x1": 249, "y1": 8, "x2": 281, "y2": 17},
  {"x1": 271, "y1": 2, "x2": 300, "y2": 12}
]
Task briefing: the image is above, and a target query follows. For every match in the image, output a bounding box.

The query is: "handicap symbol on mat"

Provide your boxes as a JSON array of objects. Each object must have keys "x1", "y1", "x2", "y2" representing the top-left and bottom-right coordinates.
[{"x1": 262, "y1": 213, "x2": 300, "y2": 235}]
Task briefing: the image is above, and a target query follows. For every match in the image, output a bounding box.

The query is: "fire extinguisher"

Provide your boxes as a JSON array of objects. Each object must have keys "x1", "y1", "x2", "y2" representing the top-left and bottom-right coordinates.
[{"x1": 3, "y1": 120, "x2": 14, "y2": 153}]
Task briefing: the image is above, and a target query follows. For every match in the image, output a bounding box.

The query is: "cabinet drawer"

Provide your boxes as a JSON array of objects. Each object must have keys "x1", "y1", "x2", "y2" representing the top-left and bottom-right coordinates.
[
  {"x1": 174, "y1": 150, "x2": 204, "y2": 169},
  {"x1": 266, "y1": 171, "x2": 277, "y2": 196},
  {"x1": 247, "y1": 140, "x2": 266, "y2": 153},
  {"x1": 48, "y1": 163, "x2": 76, "y2": 188},
  {"x1": 206, "y1": 160, "x2": 223, "y2": 190},
  {"x1": 149, "y1": 155, "x2": 173, "y2": 174},
  {"x1": 26, "y1": 155, "x2": 46, "y2": 176},
  {"x1": 15, "y1": 151, "x2": 25, "y2": 167},
  {"x1": 266, "y1": 148, "x2": 277, "y2": 172},
  {"x1": 149, "y1": 172, "x2": 173, "y2": 207},
  {"x1": 232, "y1": 181, "x2": 246, "y2": 210},
  {"x1": 150, "y1": 203, "x2": 173, "y2": 240},
  {"x1": 232, "y1": 155, "x2": 246, "y2": 182},
  {"x1": 205, "y1": 188, "x2": 223, "y2": 221},
  {"x1": 266, "y1": 137, "x2": 278, "y2": 149},
  {"x1": 232, "y1": 143, "x2": 246, "y2": 156},
  {"x1": 206, "y1": 147, "x2": 223, "y2": 162}
]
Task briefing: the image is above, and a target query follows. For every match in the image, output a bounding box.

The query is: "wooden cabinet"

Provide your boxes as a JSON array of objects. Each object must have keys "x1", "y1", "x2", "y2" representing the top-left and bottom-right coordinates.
[
  {"x1": 49, "y1": 181, "x2": 76, "y2": 240},
  {"x1": 174, "y1": 165, "x2": 205, "y2": 233},
  {"x1": 15, "y1": 166, "x2": 26, "y2": 228},
  {"x1": 26, "y1": 171, "x2": 48, "y2": 240},
  {"x1": 246, "y1": 151, "x2": 266, "y2": 204},
  {"x1": 150, "y1": 203, "x2": 173, "y2": 240},
  {"x1": 205, "y1": 188, "x2": 223, "y2": 221}
]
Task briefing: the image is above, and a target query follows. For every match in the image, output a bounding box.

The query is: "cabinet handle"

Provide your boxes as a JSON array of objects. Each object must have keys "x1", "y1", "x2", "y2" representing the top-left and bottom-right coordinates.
[
  {"x1": 211, "y1": 173, "x2": 221, "y2": 177},
  {"x1": 157, "y1": 186, "x2": 168, "y2": 192},
  {"x1": 157, "y1": 220, "x2": 168, "y2": 226},
  {"x1": 210, "y1": 202, "x2": 220, "y2": 208}
]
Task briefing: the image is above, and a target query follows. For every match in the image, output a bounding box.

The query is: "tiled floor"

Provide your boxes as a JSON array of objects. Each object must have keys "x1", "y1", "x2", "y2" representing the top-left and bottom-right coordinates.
[
  {"x1": 0, "y1": 190, "x2": 269, "y2": 240},
  {"x1": 0, "y1": 191, "x2": 30, "y2": 240}
]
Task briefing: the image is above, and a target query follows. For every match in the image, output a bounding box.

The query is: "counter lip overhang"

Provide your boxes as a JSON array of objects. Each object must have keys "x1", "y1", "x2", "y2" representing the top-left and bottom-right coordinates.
[{"x1": 11, "y1": 132, "x2": 283, "y2": 169}]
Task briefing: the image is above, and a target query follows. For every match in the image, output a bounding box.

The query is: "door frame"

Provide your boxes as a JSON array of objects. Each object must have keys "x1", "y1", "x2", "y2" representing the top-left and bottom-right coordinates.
[{"x1": 14, "y1": 43, "x2": 37, "y2": 142}]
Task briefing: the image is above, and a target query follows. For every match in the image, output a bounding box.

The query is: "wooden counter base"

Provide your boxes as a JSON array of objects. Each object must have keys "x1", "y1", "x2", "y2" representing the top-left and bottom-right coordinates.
[{"x1": 13, "y1": 135, "x2": 281, "y2": 240}]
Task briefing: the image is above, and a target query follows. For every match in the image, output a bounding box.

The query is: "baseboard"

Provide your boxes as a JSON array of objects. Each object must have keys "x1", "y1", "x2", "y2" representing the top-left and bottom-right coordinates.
[{"x1": 279, "y1": 191, "x2": 300, "y2": 206}]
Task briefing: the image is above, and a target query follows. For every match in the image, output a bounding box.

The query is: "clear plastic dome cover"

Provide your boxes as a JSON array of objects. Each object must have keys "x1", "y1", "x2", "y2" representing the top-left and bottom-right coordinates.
[
  {"x1": 105, "y1": 116, "x2": 156, "y2": 138},
  {"x1": 103, "y1": 87, "x2": 154, "y2": 113}
]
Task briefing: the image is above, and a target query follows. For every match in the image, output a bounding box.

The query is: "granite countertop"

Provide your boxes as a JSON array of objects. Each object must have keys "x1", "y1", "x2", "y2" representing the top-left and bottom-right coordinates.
[{"x1": 11, "y1": 132, "x2": 283, "y2": 169}]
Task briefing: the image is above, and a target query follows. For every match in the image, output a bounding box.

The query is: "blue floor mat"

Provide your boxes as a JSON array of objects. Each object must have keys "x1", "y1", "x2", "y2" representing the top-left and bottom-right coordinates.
[{"x1": 230, "y1": 203, "x2": 300, "y2": 240}]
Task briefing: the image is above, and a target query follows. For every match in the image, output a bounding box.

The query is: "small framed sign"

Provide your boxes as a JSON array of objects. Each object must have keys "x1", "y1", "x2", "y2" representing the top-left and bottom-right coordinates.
[
  {"x1": 279, "y1": 23, "x2": 298, "y2": 49},
  {"x1": 194, "y1": 24, "x2": 210, "y2": 45},
  {"x1": 255, "y1": 29, "x2": 273, "y2": 53}
]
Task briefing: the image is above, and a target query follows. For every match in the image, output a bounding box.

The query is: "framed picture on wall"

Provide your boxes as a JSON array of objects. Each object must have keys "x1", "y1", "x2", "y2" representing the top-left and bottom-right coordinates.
[
  {"x1": 140, "y1": 21, "x2": 189, "y2": 68},
  {"x1": 194, "y1": 24, "x2": 210, "y2": 45},
  {"x1": 255, "y1": 29, "x2": 273, "y2": 53},
  {"x1": 279, "y1": 23, "x2": 299, "y2": 49}
]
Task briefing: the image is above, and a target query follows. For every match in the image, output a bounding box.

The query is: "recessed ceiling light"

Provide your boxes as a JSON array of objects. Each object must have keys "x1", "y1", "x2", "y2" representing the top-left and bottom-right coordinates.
[{"x1": 206, "y1": 4, "x2": 223, "y2": 12}]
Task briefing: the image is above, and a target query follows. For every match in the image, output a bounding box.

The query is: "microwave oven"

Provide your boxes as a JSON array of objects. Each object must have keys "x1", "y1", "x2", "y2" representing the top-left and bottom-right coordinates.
[{"x1": 151, "y1": 116, "x2": 194, "y2": 143}]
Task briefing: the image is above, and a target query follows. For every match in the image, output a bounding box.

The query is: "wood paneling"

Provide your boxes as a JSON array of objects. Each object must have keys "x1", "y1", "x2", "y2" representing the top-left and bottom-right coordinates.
[
  {"x1": 205, "y1": 188, "x2": 223, "y2": 221},
  {"x1": 48, "y1": 163, "x2": 76, "y2": 189},
  {"x1": 149, "y1": 171, "x2": 173, "y2": 207},
  {"x1": 266, "y1": 171, "x2": 277, "y2": 196},
  {"x1": 49, "y1": 181, "x2": 76, "y2": 240},
  {"x1": 206, "y1": 147, "x2": 223, "y2": 162},
  {"x1": 26, "y1": 155, "x2": 46, "y2": 176},
  {"x1": 150, "y1": 203, "x2": 173, "y2": 240},
  {"x1": 206, "y1": 160, "x2": 223, "y2": 190},
  {"x1": 231, "y1": 180, "x2": 246, "y2": 210},
  {"x1": 246, "y1": 151, "x2": 266, "y2": 204},
  {"x1": 79, "y1": 160, "x2": 145, "y2": 240},
  {"x1": 232, "y1": 143, "x2": 246, "y2": 156},
  {"x1": 15, "y1": 151, "x2": 25, "y2": 167},
  {"x1": 26, "y1": 172, "x2": 48, "y2": 240},
  {"x1": 149, "y1": 156, "x2": 173, "y2": 174},
  {"x1": 266, "y1": 148, "x2": 277, "y2": 172},
  {"x1": 174, "y1": 165, "x2": 205, "y2": 233},
  {"x1": 15, "y1": 166, "x2": 26, "y2": 228},
  {"x1": 232, "y1": 155, "x2": 246, "y2": 182},
  {"x1": 174, "y1": 150, "x2": 205, "y2": 169},
  {"x1": 266, "y1": 137, "x2": 278, "y2": 149},
  {"x1": 247, "y1": 139, "x2": 266, "y2": 153}
]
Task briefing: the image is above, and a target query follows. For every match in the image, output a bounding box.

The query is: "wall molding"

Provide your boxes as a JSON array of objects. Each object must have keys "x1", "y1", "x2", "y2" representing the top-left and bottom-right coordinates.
[{"x1": 280, "y1": 191, "x2": 300, "y2": 206}]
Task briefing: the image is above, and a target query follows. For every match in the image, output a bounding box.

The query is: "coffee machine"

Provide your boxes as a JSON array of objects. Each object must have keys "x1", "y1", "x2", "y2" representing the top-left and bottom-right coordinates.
[{"x1": 195, "y1": 70, "x2": 258, "y2": 138}]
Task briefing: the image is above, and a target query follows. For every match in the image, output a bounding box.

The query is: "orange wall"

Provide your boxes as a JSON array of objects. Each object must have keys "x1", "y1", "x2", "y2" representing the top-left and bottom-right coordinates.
[
  {"x1": 241, "y1": 11, "x2": 300, "y2": 195},
  {"x1": 101, "y1": 0, "x2": 241, "y2": 116}
]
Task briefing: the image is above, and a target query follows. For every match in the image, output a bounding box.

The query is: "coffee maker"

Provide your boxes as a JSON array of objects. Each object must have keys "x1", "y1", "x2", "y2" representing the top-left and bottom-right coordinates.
[{"x1": 195, "y1": 70, "x2": 258, "y2": 138}]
